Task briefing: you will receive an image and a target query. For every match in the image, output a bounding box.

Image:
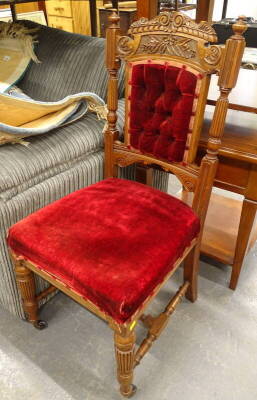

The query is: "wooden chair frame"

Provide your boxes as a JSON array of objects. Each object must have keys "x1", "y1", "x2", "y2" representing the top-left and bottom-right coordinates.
[{"x1": 10, "y1": 11, "x2": 246, "y2": 398}]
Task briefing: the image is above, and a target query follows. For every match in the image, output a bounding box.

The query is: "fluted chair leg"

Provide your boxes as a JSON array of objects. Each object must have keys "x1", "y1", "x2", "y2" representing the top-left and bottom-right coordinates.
[
  {"x1": 14, "y1": 258, "x2": 48, "y2": 330},
  {"x1": 114, "y1": 331, "x2": 137, "y2": 398}
]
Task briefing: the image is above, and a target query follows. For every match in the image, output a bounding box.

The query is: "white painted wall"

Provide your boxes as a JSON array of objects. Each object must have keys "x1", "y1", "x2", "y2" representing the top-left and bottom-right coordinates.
[{"x1": 213, "y1": 0, "x2": 257, "y2": 21}]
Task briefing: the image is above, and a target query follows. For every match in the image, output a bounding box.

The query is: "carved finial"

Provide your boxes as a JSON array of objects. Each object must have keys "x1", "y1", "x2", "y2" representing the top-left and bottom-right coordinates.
[
  {"x1": 108, "y1": 9, "x2": 120, "y2": 28},
  {"x1": 232, "y1": 16, "x2": 248, "y2": 38}
]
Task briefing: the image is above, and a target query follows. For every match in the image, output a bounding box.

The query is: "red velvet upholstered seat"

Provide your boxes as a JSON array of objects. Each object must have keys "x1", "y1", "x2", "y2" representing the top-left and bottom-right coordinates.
[{"x1": 8, "y1": 178, "x2": 200, "y2": 323}]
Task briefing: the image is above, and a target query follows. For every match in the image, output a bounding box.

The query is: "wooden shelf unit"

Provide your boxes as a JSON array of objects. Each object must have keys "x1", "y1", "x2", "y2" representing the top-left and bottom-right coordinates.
[
  {"x1": 46, "y1": 0, "x2": 91, "y2": 35},
  {"x1": 0, "y1": 0, "x2": 98, "y2": 36},
  {"x1": 178, "y1": 191, "x2": 257, "y2": 266}
]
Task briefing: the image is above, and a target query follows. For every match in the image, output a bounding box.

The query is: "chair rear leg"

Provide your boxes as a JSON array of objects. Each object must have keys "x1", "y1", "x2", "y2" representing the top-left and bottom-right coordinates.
[
  {"x1": 114, "y1": 331, "x2": 137, "y2": 398},
  {"x1": 184, "y1": 244, "x2": 200, "y2": 302},
  {"x1": 14, "y1": 258, "x2": 48, "y2": 330}
]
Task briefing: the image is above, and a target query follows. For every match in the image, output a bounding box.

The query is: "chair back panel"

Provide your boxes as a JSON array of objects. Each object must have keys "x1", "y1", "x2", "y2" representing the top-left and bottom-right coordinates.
[
  {"x1": 105, "y1": 11, "x2": 247, "y2": 225},
  {"x1": 117, "y1": 12, "x2": 224, "y2": 163},
  {"x1": 126, "y1": 60, "x2": 203, "y2": 163}
]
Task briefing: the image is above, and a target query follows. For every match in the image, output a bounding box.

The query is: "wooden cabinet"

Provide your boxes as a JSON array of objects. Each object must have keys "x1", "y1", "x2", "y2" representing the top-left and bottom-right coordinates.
[
  {"x1": 48, "y1": 15, "x2": 73, "y2": 32},
  {"x1": 99, "y1": 7, "x2": 136, "y2": 37},
  {"x1": 0, "y1": 1, "x2": 39, "y2": 14},
  {"x1": 46, "y1": 0, "x2": 72, "y2": 18},
  {"x1": 46, "y1": 0, "x2": 91, "y2": 35}
]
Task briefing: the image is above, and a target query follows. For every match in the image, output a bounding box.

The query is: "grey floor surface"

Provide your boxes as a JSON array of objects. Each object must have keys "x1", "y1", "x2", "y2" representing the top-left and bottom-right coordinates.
[{"x1": 1, "y1": 179, "x2": 257, "y2": 400}]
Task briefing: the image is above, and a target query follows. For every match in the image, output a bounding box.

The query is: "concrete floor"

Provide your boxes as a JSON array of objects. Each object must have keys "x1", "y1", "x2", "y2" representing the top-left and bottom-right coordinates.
[{"x1": 1, "y1": 180, "x2": 257, "y2": 400}]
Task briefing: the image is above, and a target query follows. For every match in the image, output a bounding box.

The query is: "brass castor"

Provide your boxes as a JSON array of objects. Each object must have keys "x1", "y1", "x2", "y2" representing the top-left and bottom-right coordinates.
[{"x1": 33, "y1": 320, "x2": 48, "y2": 330}]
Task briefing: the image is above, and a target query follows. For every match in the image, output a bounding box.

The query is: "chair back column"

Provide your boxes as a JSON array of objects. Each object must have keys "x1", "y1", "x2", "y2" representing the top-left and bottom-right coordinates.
[
  {"x1": 105, "y1": 11, "x2": 120, "y2": 178},
  {"x1": 192, "y1": 18, "x2": 247, "y2": 227}
]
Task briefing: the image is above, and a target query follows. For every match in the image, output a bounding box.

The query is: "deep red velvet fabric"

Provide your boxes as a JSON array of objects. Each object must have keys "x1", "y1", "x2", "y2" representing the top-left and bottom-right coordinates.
[
  {"x1": 8, "y1": 178, "x2": 200, "y2": 323},
  {"x1": 129, "y1": 63, "x2": 198, "y2": 162}
]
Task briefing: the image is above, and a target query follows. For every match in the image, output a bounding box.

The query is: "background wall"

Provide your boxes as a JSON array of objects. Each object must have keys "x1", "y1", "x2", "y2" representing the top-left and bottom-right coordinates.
[{"x1": 213, "y1": 0, "x2": 257, "y2": 21}]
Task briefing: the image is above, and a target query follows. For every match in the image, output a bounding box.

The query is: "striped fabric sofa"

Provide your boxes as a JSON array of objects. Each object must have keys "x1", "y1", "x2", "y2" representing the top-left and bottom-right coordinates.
[{"x1": 0, "y1": 22, "x2": 168, "y2": 319}]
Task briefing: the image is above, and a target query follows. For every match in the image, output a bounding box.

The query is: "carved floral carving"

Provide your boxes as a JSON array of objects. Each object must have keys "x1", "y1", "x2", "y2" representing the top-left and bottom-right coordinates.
[
  {"x1": 129, "y1": 12, "x2": 217, "y2": 43},
  {"x1": 137, "y1": 34, "x2": 196, "y2": 58},
  {"x1": 175, "y1": 171, "x2": 196, "y2": 192},
  {"x1": 114, "y1": 150, "x2": 197, "y2": 191},
  {"x1": 117, "y1": 36, "x2": 134, "y2": 56},
  {"x1": 204, "y1": 45, "x2": 222, "y2": 65},
  {"x1": 115, "y1": 153, "x2": 140, "y2": 167}
]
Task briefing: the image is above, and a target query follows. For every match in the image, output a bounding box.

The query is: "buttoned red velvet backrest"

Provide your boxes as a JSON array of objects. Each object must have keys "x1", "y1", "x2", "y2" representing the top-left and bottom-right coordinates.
[
  {"x1": 114, "y1": 12, "x2": 222, "y2": 164},
  {"x1": 127, "y1": 61, "x2": 203, "y2": 163},
  {"x1": 106, "y1": 11, "x2": 246, "y2": 226}
]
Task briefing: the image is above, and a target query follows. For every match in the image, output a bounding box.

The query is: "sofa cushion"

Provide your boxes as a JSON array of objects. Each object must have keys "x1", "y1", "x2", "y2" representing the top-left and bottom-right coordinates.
[
  {"x1": 0, "y1": 99, "x2": 125, "y2": 202},
  {"x1": 0, "y1": 114, "x2": 103, "y2": 202},
  {"x1": 8, "y1": 178, "x2": 200, "y2": 324},
  {"x1": 18, "y1": 21, "x2": 124, "y2": 102}
]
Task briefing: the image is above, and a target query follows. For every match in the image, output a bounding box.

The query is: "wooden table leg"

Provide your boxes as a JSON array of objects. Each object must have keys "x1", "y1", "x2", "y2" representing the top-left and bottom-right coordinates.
[
  {"x1": 230, "y1": 198, "x2": 257, "y2": 290},
  {"x1": 90, "y1": 0, "x2": 97, "y2": 37},
  {"x1": 137, "y1": 0, "x2": 158, "y2": 20},
  {"x1": 136, "y1": 165, "x2": 153, "y2": 186},
  {"x1": 230, "y1": 165, "x2": 257, "y2": 289},
  {"x1": 195, "y1": 0, "x2": 215, "y2": 23},
  {"x1": 10, "y1": 3, "x2": 17, "y2": 21}
]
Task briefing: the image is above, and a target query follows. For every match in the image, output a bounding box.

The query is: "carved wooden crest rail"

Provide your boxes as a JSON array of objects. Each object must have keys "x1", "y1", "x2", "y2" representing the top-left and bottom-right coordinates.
[{"x1": 117, "y1": 12, "x2": 223, "y2": 73}]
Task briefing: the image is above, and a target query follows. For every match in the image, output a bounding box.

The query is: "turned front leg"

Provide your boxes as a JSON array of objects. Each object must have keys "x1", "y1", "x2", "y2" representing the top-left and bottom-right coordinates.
[
  {"x1": 14, "y1": 258, "x2": 48, "y2": 330},
  {"x1": 114, "y1": 331, "x2": 136, "y2": 397},
  {"x1": 15, "y1": 259, "x2": 38, "y2": 322}
]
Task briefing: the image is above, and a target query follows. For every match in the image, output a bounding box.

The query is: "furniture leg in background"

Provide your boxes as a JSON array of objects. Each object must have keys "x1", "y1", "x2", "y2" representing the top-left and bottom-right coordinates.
[
  {"x1": 137, "y1": 0, "x2": 158, "y2": 19},
  {"x1": 222, "y1": 0, "x2": 229, "y2": 19},
  {"x1": 196, "y1": 0, "x2": 214, "y2": 22},
  {"x1": 3, "y1": 1, "x2": 97, "y2": 36},
  {"x1": 230, "y1": 167, "x2": 257, "y2": 289},
  {"x1": 89, "y1": 0, "x2": 97, "y2": 36},
  {"x1": 10, "y1": 2, "x2": 17, "y2": 20}
]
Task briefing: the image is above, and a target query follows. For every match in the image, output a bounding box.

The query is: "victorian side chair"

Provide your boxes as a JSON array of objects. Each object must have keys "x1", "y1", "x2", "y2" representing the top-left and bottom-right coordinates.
[{"x1": 8, "y1": 11, "x2": 246, "y2": 398}]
